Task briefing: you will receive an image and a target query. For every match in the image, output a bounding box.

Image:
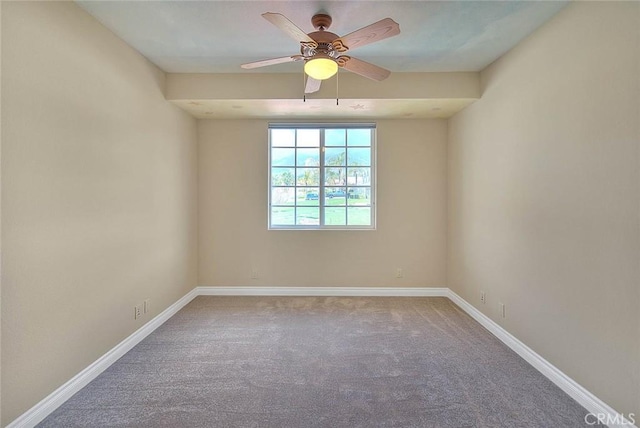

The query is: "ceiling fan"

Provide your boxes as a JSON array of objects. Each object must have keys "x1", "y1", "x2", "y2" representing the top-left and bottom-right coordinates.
[{"x1": 241, "y1": 12, "x2": 400, "y2": 94}]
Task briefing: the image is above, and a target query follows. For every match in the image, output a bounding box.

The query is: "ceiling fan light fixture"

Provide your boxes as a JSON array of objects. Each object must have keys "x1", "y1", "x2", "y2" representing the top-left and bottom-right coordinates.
[{"x1": 304, "y1": 57, "x2": 338, "y2": 80}]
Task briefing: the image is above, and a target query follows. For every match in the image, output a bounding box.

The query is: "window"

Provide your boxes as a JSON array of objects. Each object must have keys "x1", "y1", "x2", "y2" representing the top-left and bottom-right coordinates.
[{"x1": 269, "y1": 124, "x2": 376, "y2": 230}]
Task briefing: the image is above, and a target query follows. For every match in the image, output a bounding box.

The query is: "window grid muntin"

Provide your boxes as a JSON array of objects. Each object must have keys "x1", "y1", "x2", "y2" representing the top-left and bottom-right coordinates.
[{"x1": 269, "y1": 124, "x2": 375, "y2": 230}]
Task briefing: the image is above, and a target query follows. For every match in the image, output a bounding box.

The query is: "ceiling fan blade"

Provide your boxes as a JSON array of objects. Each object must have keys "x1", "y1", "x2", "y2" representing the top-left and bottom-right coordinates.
[
  {"x1": 335, "y1": 18, "x2": 400, "y2": 51},
  {"x1": 262, "y1": 12, "x2": 317, "y2": 46},
  {"x1": 305, "y1": 77, "x2": 322, "y2": 94},
  {"x1": 241, "y1": 55, "x2": 303, "y2": 69},
  {"x1": 340, "y1": 57, "x2": 391, "y2": 81}
]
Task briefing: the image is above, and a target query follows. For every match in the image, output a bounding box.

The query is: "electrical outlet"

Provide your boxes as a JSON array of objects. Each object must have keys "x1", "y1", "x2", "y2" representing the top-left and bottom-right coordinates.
[
  {"x1": 134, "y1": 304, "x2": 142, "y2": 320},
  {"x1": 395, "y1": 268, "x2": 403, "y2": 278},
  {"x1": 500, "y1": 303, "x2": 506, "y2": 318},
  {"x1": 481, "y1": 291, "x2": 486, "y2": 304},
  {"x1": 144, "y1": 299, "x2": 151, "y2": 314},
  {"x1": 250, "y1": 269, "x2": 258, "y2": 280}
]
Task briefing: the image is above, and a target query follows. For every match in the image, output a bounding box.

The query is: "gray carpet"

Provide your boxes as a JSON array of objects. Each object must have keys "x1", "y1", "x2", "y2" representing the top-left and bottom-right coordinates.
[{"x1": 39, "y1": 296, "x2": 599, "y2": 427}]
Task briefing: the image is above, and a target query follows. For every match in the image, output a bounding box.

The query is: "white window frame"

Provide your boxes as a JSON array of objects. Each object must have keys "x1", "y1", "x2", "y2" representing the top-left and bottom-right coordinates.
[{"x1": 268, "y1": 123, "x2": 377, "y2": 230}]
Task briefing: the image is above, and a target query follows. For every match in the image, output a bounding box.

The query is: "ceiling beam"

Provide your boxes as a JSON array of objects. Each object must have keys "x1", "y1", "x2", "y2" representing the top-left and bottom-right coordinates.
[{"x1": 165, "y1": 72, "x2": 480, "y2": 101}]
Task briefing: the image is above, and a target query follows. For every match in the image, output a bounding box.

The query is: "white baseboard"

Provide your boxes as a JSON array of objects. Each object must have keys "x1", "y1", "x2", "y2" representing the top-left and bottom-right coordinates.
[
  {"x1": 9, "y1": 286, "x2": 634, "y2": 428},
  {"x1": 446, "y1": 289, "x2": 636, "y2": 428},
  {"x1": 197, "y1": 286, "x2": 449, "y2": 297},
  {"x1": 7, "y1": 288, "x2": 199, "y2": 428}
]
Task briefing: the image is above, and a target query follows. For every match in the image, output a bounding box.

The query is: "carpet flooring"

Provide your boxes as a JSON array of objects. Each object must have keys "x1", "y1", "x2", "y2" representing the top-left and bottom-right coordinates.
[{"x1": 38, "y1": 296, "x2": 598, "y2": 427}]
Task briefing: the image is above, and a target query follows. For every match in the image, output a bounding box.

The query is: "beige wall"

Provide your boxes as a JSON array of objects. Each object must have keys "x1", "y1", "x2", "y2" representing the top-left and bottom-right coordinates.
[
  {"x1": 198, "y1": 119, "x2": 447, "y2": 288},
  {"x1": 448, "y1": 1, "x2": 639, "y2": 417},
  {"x1": 0, "y1": 2, "x2": 3, "y2": 424},
  {"x1": 1, "y1": 2, "x2": 198, "y2": 424}
]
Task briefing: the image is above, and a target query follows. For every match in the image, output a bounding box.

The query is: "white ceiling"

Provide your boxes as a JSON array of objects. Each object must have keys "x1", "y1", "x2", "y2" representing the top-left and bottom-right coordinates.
[{"x1": 76, "y1": 1, "x2": 568, "y2": 74}]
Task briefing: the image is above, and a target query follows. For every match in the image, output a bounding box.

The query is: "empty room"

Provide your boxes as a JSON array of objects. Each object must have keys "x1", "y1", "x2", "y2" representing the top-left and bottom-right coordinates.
[{"x1": 1, "y1": 1, "x2": 638, "y2": 427}]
